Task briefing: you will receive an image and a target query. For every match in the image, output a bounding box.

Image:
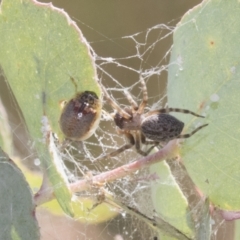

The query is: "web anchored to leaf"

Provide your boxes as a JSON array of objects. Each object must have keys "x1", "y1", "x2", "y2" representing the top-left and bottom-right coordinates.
[
  {"x1": 1, "y1": 0, "x2": 239, "y2": 239},
  {"x1": 20, "y1": 12, "x2": 215, "y2": 239},
  {"x1": 44, "y1": 21, "x2": 213, "y2": 240}
]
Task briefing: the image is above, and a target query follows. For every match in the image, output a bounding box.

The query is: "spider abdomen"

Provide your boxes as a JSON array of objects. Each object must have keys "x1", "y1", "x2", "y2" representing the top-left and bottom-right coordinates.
[{"x1": 141, "y1": 113, "x2": 184, "y2": 142}]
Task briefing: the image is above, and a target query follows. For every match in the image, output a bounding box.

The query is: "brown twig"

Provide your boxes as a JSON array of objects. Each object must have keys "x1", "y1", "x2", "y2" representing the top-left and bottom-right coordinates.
[{"x1": 34, "y1": 140, "x2": 178, "y2": 206}]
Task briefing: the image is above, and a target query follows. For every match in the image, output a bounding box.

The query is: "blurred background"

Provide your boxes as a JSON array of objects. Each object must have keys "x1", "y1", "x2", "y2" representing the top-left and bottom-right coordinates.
[{"x1": 0, "y1": 0, "x2": 235, "y2": 239}]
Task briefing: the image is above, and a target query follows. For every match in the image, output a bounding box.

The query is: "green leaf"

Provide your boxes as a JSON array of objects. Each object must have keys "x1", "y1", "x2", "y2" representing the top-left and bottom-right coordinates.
[
  {"x1": 0, "y1": 148, "x2": 39, "y2": 240},
  {"x1": 150, "y1": 161, "x2": 194, "y2": 240},
  {"x1": 168, "y1": 0, "x2": 240, "y2": 210},
  {"x1": 0, "y1": 0, "x2": 101, "y2": 216}
]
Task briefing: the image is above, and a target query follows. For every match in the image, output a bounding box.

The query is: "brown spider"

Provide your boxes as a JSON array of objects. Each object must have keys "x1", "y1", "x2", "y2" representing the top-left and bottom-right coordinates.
[{"x1": 99, "y1": 78, "x2": 208, "y2": 159}]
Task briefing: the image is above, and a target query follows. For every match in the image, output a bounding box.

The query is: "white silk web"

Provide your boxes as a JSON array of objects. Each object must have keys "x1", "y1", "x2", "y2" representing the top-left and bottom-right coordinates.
[{"x1": 0, "y1": 1, "x2": 231, "y2": 238}]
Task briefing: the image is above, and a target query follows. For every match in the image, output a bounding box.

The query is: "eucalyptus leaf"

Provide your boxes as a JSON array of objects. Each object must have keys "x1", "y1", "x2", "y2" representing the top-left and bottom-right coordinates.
[
  {"x1": 168, "y1": 0, "x2": 240, "y2": 210},
  {"x1": 0, "y1": 148, "x2": 39, "y2": 240},
  {"x1": 0, "y1": 0, "x2": 102, "y2": 216},
  {"x1": 151, "y1": 0, "x2": 240, "y2": 239},
  {"x1": 150, "y1": 161, "x2": 194, "y2": 240}
]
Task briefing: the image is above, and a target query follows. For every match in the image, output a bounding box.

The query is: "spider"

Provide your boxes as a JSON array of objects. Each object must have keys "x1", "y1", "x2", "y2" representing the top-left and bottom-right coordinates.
[{"x1": 99, "y1": 78, "x2": 208, "y2": 160}]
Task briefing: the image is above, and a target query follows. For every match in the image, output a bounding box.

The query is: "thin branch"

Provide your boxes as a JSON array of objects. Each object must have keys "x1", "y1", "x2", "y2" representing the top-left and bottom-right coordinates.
[
  {"x1": 70, "y1": 139, "x2": 178, "y2": 192},
  {"x1": 34, "y1": 140, "x2": 178, "y2": 206}
]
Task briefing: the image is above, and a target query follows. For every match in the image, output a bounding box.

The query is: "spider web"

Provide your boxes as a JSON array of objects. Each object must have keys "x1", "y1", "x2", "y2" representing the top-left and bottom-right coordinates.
[
  {"x1": 0, "y1": 0, "x2": 234, "y2": 239},
  {"x1": 56, "y1": 23, "x2": 171, "y2": 240}
]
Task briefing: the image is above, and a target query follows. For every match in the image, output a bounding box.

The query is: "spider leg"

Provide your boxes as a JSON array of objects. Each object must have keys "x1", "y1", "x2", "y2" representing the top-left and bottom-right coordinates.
[
  {"x1": 95, "y1": 132, "x2": 135, "y2": 161},
  {"x1": 123, "y1": 89, "x2": 138, "y2": 111},
  {"x1": 141, "y1": 133, "x2": 160, "y2": 146},
  {"x1": 143, "y1": 140, "x2": 162, "y2": 153},
  {"x1": 145, "y1": 108, "x2": 205, "y2": 118},
  {"x1": 137, "y1": 77, "x2": 148, "y2": 114},
  {"x1": 177, "y1": 123, "x2": 208, "y2": 139},
  {"x1": 101, "y1": 84, "x2": 131, "y2": 119},
  {"x1": 141, "y1": 133, "x2": 161, "y2": 155},
  {"x1": 134, "y1": 132, "x2": 158, "y2": 156},
  {"x1": 144, "y1": 145, "x2": 158, "y2": 155},
  {"x1": 135, "y1": 131, "x2": 146, "y2": 155}
]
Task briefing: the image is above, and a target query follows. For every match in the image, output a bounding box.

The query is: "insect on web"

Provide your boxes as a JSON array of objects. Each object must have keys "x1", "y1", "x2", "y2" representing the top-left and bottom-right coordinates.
[
  {"x1": 51, "y1": 21, "x2": 222, "y2": 240},
  {"x1": 6, "y1": 11, "x2": 222, "y2": 240},
  {"x1": 54, "y1": 23, "x2": 176, "y2": 240}
]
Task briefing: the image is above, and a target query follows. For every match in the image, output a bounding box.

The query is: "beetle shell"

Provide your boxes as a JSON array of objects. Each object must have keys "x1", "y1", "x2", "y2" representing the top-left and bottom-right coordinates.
[
  {"x1": 141, "y1": 113, "x2": 184, "y2": 142},
  {"x1": 59, "y1": 91, "x2": 101, "y2": 141}
]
